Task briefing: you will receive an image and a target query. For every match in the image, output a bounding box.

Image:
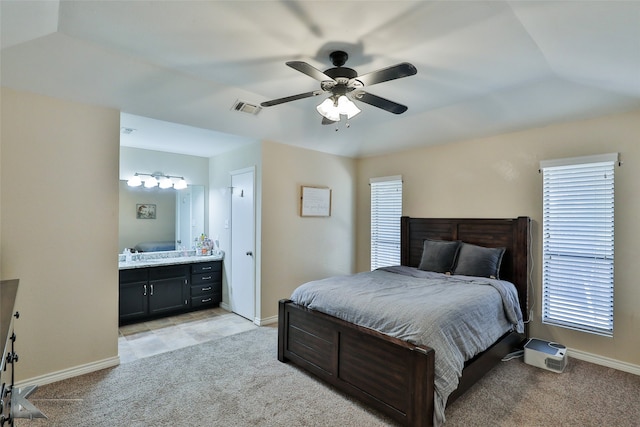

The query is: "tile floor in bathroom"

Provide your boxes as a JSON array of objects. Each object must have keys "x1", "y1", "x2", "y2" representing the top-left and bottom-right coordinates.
[{"x1": 118, "y1": 307, "x2": 258, "y2": 363}]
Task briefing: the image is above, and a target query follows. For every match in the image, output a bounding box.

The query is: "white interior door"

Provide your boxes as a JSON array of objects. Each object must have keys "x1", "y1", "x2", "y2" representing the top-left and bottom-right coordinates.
[{"x1": 230, "y1": 168, "x2": 255, "y2": 321}]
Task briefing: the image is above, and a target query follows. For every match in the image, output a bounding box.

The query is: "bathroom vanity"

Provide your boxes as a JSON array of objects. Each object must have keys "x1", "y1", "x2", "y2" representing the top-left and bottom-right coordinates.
[{"x1": 118, "y1": 253, "x2": 223, "y2": 325}]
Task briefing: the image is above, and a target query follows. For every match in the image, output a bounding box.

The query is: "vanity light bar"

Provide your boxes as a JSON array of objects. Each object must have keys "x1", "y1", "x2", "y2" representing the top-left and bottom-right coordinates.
[{"x1": 127, "y1": 172, "x2": 187, "y2": 190}]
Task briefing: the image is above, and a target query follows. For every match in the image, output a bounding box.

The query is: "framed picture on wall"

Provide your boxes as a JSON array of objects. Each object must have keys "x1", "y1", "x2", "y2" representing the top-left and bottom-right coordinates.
[
  {"x1": 136, "y1": 204, "x2": 156, "y2": 219},
  {"x1": 300, "y1": 186, "x2": 331, "y2": 217}
]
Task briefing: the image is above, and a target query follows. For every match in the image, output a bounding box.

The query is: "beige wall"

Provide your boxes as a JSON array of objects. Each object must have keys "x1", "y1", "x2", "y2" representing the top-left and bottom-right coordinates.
[
  {"x1": 261, "y1": 141, "x2": 356, "y2": 320},
  {"x1": 1, "y1": 88, "x2": 120, "y2": 382},
  {"x1": 209, "y1": 140, "x2": 356, "y2": 322},
  {"x1": 356, "y1": 109, "x2": 640, "y2": 367}
]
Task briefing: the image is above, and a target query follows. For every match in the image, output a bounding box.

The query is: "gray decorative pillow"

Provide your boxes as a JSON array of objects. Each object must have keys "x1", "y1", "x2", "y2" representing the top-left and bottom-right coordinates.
[
  {"x1": 452, "y1": 243, "x2": 505, "y2": 279},
  {"x1": 417, "y1": 239, "x2": 461, "y2": 273}
]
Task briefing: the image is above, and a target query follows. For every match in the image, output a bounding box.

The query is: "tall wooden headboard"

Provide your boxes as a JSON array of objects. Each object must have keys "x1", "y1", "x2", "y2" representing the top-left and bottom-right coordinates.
[{"x1": 400, "y1": 216, "x2": 531, "y2": 318}]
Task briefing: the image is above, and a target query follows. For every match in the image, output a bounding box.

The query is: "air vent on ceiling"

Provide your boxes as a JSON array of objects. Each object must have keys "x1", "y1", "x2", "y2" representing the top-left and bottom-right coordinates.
[
  {"x1": 121, "y1": 127, "x2": 136, "y2": 134},
  {"x1": 231, "y1": 100, "x2": 262, "y2": 115}
]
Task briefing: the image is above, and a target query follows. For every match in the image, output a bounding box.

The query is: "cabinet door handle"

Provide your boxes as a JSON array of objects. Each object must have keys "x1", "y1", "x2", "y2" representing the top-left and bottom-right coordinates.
[
  {"x1": 202, "y1": 276, "x2": 212, "y2": 280},
  {"x1": 143, "y1": 284, "x2": 147, "y2": 296},
  {"x1": 201, "y1": 286, "x2": 212, "y2": 291},
  {"x1": 150, "y1": 284, "x2": 154, "y2": 296}
]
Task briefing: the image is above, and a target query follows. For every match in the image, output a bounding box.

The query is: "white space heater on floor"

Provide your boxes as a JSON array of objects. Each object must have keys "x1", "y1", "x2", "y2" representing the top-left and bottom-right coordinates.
[{"x1": 523, "y1": 338, "x2": 567, "y2": 373}]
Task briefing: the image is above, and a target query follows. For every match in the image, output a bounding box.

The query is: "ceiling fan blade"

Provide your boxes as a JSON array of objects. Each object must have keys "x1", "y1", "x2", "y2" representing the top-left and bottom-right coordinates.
[
  {"x1": 286, "y1": 61, "x2": 336, "y2": 82},
  {"x1": 261, "y1": 90, "x2": 324, "y2": 107},
  {"x1": 353, "y1": 62, "x2": 417, "y2": 87},
  {"x1": 352, "y1": 91, "x2": 408, "y2": 114}
]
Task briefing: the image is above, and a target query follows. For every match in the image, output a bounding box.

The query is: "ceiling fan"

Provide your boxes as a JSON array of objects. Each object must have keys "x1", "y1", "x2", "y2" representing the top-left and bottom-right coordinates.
[{"x1": 260, "y1": 51, "x2": 417, "y2": 124}]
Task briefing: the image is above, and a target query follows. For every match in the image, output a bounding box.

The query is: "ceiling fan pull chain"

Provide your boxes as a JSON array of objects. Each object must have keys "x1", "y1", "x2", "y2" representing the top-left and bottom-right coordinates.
[{"x1": 334, "y1": 120, "x2": 352, "y2": 132}]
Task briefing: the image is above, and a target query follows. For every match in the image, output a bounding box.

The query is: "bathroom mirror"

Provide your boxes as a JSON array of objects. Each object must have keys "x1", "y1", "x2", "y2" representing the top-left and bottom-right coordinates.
[{"x1": 118, "y1": 181, "x2": 205, "y2": 253}]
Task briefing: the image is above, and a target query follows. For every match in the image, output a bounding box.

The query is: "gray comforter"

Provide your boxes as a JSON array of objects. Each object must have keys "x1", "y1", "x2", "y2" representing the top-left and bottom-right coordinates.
[{"x1": 290, "y1": 266, "x2": 524, "y2": 427}]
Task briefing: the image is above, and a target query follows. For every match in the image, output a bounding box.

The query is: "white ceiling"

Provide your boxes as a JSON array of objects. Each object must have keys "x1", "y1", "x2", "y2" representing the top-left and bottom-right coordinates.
[{"x1": 2, "y1": 1, "x2": 639, "y2": 158}]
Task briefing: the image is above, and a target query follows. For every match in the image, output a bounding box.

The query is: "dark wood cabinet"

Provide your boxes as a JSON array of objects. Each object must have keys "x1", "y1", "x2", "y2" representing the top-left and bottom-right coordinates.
[
  {"x1": 148, "y1": 265, "x2": 190, "y2": 316},
  {"x1": 119, "y1": 260, "x2": 222, "y2": 324},
  {"x1": 119, "y1": 264, "x2": 188, "y2": 324},
  {"x1": 119, "y1": 268, "x2": 150, "y2": 323},
  {"x1": 119, "y1": 279, "x2": 148, "y2": 322},
  {"x1": 190, "y1": 261, "x2": 222, "y2": 309}
]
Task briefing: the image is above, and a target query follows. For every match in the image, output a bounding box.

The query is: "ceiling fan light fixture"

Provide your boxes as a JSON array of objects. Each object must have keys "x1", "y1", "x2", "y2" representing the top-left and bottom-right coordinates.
[
  {"x1": 316, "y1": 97, "x2": 341, "y2": 122},
  {"x1": 337, "y1": 95, "x2": 361, "y2": 119},
  {"x1": 316, "y1": 95, "x2": 360, "y2": 122}
]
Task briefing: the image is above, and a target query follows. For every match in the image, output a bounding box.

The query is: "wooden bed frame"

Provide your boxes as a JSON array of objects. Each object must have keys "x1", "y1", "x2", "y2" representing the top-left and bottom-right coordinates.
[{"x1": 278, "y1": 216, "x2": 530, "y2": 426}]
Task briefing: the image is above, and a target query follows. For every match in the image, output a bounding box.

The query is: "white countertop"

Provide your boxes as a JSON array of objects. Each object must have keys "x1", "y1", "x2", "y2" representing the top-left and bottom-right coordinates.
[{"x1": 119, "y1": 254, "x2": 223, "y2": 270}]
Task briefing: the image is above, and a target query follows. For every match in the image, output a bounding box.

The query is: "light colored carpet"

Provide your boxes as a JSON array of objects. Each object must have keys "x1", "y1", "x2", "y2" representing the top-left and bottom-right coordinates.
[
  {"x1": 22, "y1": 327, "x2": 393, "y2": 427},
  {"x1": 445, "y1": 351, "x2": 640, "y2": 427},
  {"x1": 21, "y1": 326, "x2": 640, "y2": 426}
]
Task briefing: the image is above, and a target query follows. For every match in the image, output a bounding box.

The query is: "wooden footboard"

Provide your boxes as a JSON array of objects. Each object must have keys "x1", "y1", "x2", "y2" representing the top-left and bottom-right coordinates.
[{"x1": 278, "y1": 299, "x2": 435, "y2": 426}]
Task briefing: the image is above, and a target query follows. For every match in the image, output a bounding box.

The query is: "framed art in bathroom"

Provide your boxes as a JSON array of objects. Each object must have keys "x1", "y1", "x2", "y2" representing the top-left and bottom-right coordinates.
[{"x1": 136, "y1": 204, "x2": 156, "y2": 219}]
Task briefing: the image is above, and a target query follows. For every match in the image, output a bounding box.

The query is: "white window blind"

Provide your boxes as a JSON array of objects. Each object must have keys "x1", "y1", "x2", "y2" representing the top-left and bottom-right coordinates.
[
  {"x1": 541, "y1": 153, "x2": 617, "y2": 337},
  {"x1": 370, "y1": 176, "x2": 402, "y2": 270}
]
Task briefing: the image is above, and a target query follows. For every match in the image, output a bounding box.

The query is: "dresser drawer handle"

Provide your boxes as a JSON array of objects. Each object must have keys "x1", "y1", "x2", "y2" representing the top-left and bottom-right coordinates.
[
  {"x1": 201, "y1": 298, "x2": 212, "y2": 303},
  {"x1": 201, "y1": 276, "x2": 212, "y2": 281},
  {"x1": 201, "y1": 266, "x2": 212, "y2": 271},
  {"x1": 201, "y1": 286, "x2": 212, "y2": 291}
]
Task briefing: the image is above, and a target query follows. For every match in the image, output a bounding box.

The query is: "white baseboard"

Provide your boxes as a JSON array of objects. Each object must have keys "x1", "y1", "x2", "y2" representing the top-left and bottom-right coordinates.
[
  {"x1": 568, "y1": 348, "x2": 640, "y2": 376},
  {"x1": 15, "y1": 356, "x2": 120, "y2": 389},
  {"x1": 219, "y1": 301, "x2": 277, "y2": 326},
  {"x1": 255, "y1": 314, "x2": 278, "y2": 326}
]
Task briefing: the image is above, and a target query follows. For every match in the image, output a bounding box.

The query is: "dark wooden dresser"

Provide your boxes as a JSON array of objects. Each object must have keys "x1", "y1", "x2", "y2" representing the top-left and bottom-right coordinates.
[{"x1": 1, "y1": 279, "x2": 46, "y2": 424}]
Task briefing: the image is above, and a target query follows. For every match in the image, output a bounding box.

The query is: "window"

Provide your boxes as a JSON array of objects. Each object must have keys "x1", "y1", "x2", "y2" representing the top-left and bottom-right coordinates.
[
  {"x1": 370, "y1": 175, "x2": 402, "y2": 270},
  {"x1": 540, "y1": 153, "x2": 617, "y2": 337}
]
